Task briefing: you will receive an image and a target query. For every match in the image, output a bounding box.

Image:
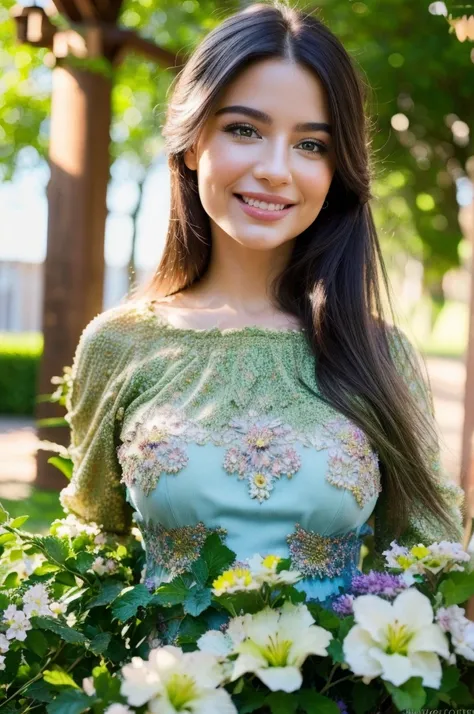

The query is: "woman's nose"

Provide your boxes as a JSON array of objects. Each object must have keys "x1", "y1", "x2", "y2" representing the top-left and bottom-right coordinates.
[{"x1": 253, "y1": 142, "x2": 292, "y2": 185}]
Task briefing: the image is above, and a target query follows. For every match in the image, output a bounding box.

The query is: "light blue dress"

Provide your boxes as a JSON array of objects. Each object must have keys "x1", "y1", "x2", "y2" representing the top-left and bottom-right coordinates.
[{"x1": 60, "y1": 300, "x2": 464, "y2": 603}]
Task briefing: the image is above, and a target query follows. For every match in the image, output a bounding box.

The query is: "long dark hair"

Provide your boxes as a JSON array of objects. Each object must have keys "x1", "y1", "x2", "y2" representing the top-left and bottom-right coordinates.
[{"x1": 131, "y1": 0, "x2": 459, "y2": 539}]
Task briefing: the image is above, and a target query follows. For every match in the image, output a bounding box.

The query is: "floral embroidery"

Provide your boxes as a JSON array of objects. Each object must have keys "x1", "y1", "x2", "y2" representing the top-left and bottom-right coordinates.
[
  {"x1": 140, "y1": 521, "x2": 228, "y2": 579},
  {"x1": 117, "y1": 418, "x2": 189, "y2": 496},
  {"x1": 320, "y1": 418, "x2": 381, "y2": 508},
  {"x1": 222, "y1": 412, "x2": 302, "y2": 502},
  {"x1": 287, "y1": 523, "x2": 366, "y2": 579}
]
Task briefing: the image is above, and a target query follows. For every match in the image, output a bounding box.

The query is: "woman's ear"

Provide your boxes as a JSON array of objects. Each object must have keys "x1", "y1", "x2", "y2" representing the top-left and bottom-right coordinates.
[{"x1": 184, "y1": 145, "x2": 197, "y2": 171}]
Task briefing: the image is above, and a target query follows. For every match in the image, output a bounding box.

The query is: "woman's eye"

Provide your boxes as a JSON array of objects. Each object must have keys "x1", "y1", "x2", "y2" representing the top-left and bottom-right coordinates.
[
  {"x1": 298, "y1": 140, "x2": 328, "y2": 155},
  {"x1": 223, "y1": 123, "x2": 259, "y2": 139}
]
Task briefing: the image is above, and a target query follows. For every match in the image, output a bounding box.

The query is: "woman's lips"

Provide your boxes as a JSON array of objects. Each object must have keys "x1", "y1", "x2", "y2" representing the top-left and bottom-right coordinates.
[{"x1": 234, "y1": 194, "x2": 294, "y2": 222}]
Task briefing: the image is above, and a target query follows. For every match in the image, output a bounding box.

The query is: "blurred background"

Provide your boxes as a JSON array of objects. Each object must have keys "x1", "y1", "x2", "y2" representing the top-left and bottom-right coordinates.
[{"x1": 0, "y1": 0, "x2": 473, "y2": 535}]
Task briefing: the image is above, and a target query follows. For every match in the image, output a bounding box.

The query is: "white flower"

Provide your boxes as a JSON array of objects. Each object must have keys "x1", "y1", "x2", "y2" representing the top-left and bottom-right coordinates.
[
  {"x1": 92, "y1": 557, "x2": 107, "y2": 575},
  {"x1": 247, "y1": 554, "x2": 302, "y2": 586},
  {"x1": 105, "y1": 559, "x2": 118, "y2": 574},
  {"x1": 121, "y1": 645, "x2": 236, "y2": 714},
  {"x1": 66, "y1": 612, "x2": 77, "y2": 627},
  {"x1": 55, "y1": 514, "x2": 100, "y2": 539},
  {"x1": 49, "y1": 601, "x2": 67, "y2": 617},
  {"x1": 94, "y1": 533, "x2": 107, "y2": 546},
  {"x1": 0, "y1": 634, "x2": 10, "y2": 653},
  {"x1": 4, "y1": 610, "x2": 32, "y2": 641},
  {"x1": 23, "y1": 584, "x2": 51, "y2": 617},
  {"x1": 198, "y1": 602, "x2": 332, "y2": 693},
  {"x1": 0, "y1": 656, "x2": 5, "y2": 671},
  {"x1": 343, "y1": 588, "x2": 450, "y2": 688},
  {"x1": 436, "y1": 605, "x2": 474, "y2": 662},
  {"x1": 104, "y1": 705, "x2": 133, "y2": 714},
  {"x1": 3, "y1": 605, "x2": 18, "y2": 621},
  {"x1": 383, "y1": 540, "x2": 470, "y2": 577},
  {"x1": 82, "y1": 677, "x2": 96, "y2": 696}
]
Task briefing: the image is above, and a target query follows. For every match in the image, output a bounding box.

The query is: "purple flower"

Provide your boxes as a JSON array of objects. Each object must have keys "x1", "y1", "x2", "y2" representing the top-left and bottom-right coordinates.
[
  {"x1": 331, "y1": 593, "x2": 355, "y2": 616},
  {"x1": 144, "y1": 577, "x2": 156, "y2": 592},
  {"x1": 335, "y1": 699, "x2": 349, "y2": 714},
  {"x1": 350, "y1": 570, "x2": 407, "y2": 598}
]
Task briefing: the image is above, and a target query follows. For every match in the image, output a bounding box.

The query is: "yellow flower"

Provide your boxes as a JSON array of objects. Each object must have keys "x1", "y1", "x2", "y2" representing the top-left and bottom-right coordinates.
[
  {"x1": 410, "y1": 545, "x2": 430, "y2": 560},
  {"x1": 396, "y1": 555, "x2": 414, "y2": 570},
  {"x1": 261, "y1": 555, "x2": 281, "y2": 570},
  {"x1": 212, "y1": 568, "x2": 256, "y2": 596}
]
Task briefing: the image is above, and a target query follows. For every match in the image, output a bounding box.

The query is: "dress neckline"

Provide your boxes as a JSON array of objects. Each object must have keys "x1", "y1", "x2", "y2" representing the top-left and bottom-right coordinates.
[{"x1": 145, "y1": 299, "x2": 306, "y2": 338}]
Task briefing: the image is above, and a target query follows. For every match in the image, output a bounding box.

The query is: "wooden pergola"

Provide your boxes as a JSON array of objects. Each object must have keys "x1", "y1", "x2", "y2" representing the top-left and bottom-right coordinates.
[
  {"x1": 10, "y1": 2, "x2": 474, "y2": 540},
  {"x1": 11, "y1": 0, "x2": 180, "y2": 490}
]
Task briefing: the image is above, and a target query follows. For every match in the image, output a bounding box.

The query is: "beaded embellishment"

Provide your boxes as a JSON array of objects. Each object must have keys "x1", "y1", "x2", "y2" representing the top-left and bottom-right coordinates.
[
  {"x1": 222, "y1": 413, "x2": 302, "y2": 502},
  {"x1": 318, "y1": 418, "x2": 381, "y2": 508},
  {"x1": 140, "y1": 521, "x2": 228, "y2": 579},
  {"x1": 287, "y1": 523, "x2": 365, "y2": 579},
  {"x1": 117, "y1": 418, "x2": 189, "y2": 496}
]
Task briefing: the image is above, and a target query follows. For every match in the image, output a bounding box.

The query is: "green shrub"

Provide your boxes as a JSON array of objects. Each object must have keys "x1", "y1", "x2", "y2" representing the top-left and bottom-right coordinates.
[{"x1": 0, "y1": 333, "x2": 43, "y2": 415}]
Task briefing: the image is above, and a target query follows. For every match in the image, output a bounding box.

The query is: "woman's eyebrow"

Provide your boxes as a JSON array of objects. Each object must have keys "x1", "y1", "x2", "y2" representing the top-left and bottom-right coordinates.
[{"x1": 214, "y1": 105, "x2": 332, "y2": 134}]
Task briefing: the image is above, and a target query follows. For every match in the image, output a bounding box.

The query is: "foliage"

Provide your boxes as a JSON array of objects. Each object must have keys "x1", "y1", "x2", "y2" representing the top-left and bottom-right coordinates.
[
  {"x1": 0, "y1": 495, "x2": 473, "y2": 712},
  {"x1": 0, "y1": 332, "x2": 42, "y2": 414}
]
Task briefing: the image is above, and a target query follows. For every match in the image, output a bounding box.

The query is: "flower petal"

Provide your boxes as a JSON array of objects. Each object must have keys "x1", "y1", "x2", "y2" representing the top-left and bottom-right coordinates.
[
  {"x1": 392, "y1": 589, "x2": 433, "y2": 630},
  {"x1": 369, "y1": 649, "x2": 412, "y2": 687},
  {"x1": 352, "y1": 595, "x2": 393, "y2": 642},
  {"x1": 409, "y1": 651, "x2": 442, "y2": 689},
  {"x1": 190, "y1": 688, "x2": 238, "y2": 714},
  {"x1": 231, "y1": 653, "x2": 265, "y2": 681},
  {"x1": 256, "y1": 666, "x2": 302, "y2": 693},
  {"x1": 120, "y1": 660, "x2": 162, "y2": 707},
  {"x1": 289, "y1": 626, "x2": 333, "y2": 664},
  {"x1": 342, "y1": 626, "x2": 382, "y2": 680},
  {"x1": 409, "y1": 624, "x2": 450, "y2": 660},
  {"x1": 197, "y1": 631, "x2": 233, "y2": 657}
]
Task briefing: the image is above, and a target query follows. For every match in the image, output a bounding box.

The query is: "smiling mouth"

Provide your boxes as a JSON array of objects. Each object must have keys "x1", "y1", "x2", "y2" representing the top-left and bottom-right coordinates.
[{"x1": 234, "y1": 194, "x2": 293, "y2": 209}]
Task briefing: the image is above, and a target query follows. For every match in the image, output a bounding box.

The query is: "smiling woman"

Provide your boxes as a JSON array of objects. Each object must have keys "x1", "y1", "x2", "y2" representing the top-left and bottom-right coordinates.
[{"x1": 61, "y1": 0, "x2": 464, "y2": 619}]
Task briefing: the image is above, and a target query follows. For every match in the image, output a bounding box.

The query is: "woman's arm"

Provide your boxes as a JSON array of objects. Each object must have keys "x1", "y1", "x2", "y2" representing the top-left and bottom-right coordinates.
[{"x1": 59, "y1": 308, "x2": 135, "y2": 535}]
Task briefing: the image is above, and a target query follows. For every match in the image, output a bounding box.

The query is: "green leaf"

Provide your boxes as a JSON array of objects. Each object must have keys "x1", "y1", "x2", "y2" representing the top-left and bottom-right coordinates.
[
  {"x1": 55, "y1": 571, "x2": 78, "y2": 587},
  {"x1": 0, "y1": 593, "x2": 10, "y2": 609},
  {"x1": 239, "y1": 689, "x2": 267, "y2": 714},
  {"x1": 111, "y1": 584, "x2": 152, "y2": 621},
  {"x1": 338, "y1": 615, "x2": 355, "y2": 640},
  {"x1": 48, "y1": 456, "x2": 73, "y2": 480},
  {"x1": 265, "y1": 691, "x2": 299, "y2": 714},
  {"x1": 92, "y1": 668, "x2": 121, "y2": 700},
  {"x1": 74, "y1": 551, "x2": 95, "y2": 574},
  {"x1": 152, "y1": 575, "x2": 192, "y2": 607},
  {"x1": 3, "y1": 571, "x2": 19, "y2": 588},
  {"x1": 88, "y1": 580, "x2": 124, "y2": 608},
  {"x1": 298, "y1": 689, "x2": 340, "y2": 713},
  {"x1": 43, "y1": 668, "x2": 80, "y2": 689},
  {"x1": 190, "y1": 558, "x2": 209, "y2": 586},
  {"x1": 88, "y1": 632, "x2": 112, "y2": 655},
  {"x1": 34, "y1": 616, "x2": 87, "y2": 644},
  {"x1": 177, "y1": 615, "x2": 208, "y2": 645},
  {"x1": 353, "y1": 681, "x2": 380, "y2": 714},
  {"x1": 46, "y1": 689, "x2": 92, "y2": 714},
  {"x1": 327, "y1": 638, "x2": 345, "y2": 664},
  {"x1": 0, "y1": 533, "x2": 16, "y2": 545},
  {"x1": 42, "y1": 536, "x2": 71, "y2": 565},
  {"x1": 183, "y1": 586, "x2": 212, "y2": 616},
  {"x1": 448, "y1": 682, "x2": 474, "y2": 706},
  {"x1": 317, "y1": 608, "x2": 342, "y2": 631},
  {"x1": 26, "y1": 629, "x2": 49, "y2": 657},
  {"x1": 200, "y1": 533, "x2": 235, "y2": 579},
  {"x1": 439, "y1": 570, "x2": 474, "y2": 606},
  {"x1": 9, "y1": 515, "x2": 29, "y2": 529},
  {"x1": 0, "y1": 504, "x2": 9, "y2": 524},
  {"x1": 385, "y1": 677, "x2": 426, "y2": 711},
  {"x1": 440, "y1": 665, "x2": 460, "y2": 692},
  {"x1": 23, "y1": 679, "x2": 55, "y2": 703}
]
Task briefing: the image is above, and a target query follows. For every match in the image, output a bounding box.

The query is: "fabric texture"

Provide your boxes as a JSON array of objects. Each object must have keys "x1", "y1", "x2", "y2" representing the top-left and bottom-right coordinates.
[{"x1": 60, "y1": 299, "x2": 464, "y2": 602}]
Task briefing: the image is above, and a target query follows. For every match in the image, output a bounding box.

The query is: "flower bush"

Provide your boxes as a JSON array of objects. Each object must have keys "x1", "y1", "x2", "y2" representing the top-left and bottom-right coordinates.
[{"x1": 0, "y1": 497, "x2": 473, "y2": 714}]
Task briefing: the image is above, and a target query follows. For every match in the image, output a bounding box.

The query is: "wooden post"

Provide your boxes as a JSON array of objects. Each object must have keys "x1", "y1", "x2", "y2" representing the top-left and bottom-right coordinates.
[{"x1": 35, "y1": 64, "x2": 112, "y2": 489}]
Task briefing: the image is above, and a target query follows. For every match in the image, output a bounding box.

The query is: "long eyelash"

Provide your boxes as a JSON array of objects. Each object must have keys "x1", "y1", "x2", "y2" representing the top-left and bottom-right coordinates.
[{"x1": 222, "y1": 122, "x2": 328, "y2": 154}]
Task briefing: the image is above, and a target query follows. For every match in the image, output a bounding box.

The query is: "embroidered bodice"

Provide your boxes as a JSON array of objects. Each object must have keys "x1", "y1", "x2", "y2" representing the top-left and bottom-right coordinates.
[{"x1": 60, "y1": 300, "x2": 464, "y2": 602}]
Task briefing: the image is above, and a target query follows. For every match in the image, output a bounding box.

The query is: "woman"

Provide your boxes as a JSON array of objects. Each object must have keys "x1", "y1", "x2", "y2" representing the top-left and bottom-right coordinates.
[{"x1": 60, "y1": 0, "x2": 465, "y2": 604}]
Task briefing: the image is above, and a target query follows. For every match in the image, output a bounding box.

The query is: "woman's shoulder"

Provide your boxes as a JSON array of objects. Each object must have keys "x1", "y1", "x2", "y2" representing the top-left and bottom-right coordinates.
[{"x1": 74, "y1": 299, "x2": 160, "y2": 364}]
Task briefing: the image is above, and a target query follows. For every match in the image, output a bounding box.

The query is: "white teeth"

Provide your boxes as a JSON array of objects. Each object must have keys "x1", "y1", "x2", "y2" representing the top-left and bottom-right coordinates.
[{"x1": 241, "y1": 196, "x2": 287, "y2": 211}]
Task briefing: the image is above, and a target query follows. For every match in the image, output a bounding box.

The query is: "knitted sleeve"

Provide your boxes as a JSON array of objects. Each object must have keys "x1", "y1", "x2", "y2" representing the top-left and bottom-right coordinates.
[{"x1": 59, "y1": 306, "x2": 136, "y2": 534}]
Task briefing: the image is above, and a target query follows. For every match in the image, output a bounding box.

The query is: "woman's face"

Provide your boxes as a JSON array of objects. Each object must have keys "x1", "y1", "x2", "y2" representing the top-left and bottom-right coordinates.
[{"x1": 184, "y1": 58, "x2": 336, "y2": 252}]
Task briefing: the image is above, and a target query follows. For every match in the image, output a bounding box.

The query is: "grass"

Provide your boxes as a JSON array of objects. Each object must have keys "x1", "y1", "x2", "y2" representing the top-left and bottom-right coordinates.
[{"x1": 1, "y1": 488, "x2": 64, "y2": 534}]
